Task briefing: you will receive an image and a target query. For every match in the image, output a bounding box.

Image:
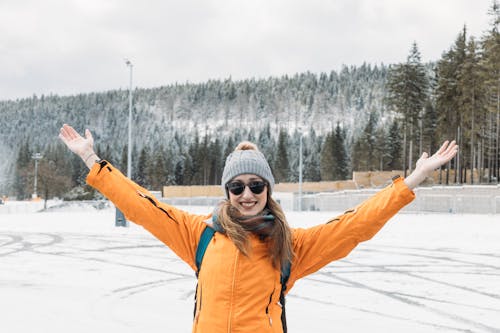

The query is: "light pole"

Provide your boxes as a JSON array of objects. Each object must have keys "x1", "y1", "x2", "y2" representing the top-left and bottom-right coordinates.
[
  {"x1": 298, "y1": 131, "x2": 303, "y2": 211},
  {"x1": 125, "y1": 58, "x2": 133, "y2": 178},
  {"x1": 116, "y1": 59, "x2": 133, "y2": 227},
  {"x1": 31, "y1": 153, "x2": 43, "y2": 200}
]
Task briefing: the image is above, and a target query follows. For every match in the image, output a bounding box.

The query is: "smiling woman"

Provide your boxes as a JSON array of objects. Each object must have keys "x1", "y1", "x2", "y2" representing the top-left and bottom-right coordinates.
[{"x1": 58, "y1": 123, "x2": 457, "y2": 332}]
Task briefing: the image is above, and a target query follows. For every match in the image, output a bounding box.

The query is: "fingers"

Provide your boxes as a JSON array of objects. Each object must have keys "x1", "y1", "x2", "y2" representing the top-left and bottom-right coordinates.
[
  {"x1": 64, "y1": 124, "x2": 80, "y2": 140},
  {"x1": 59, "y1": 125, "x2": 72, "y2": 144},
  {"x1": 59, "y1": 124, "x2": 85, "y2": 141},
  {"x1": 59, "y1": 124, "x2": 69, "y2": 138},
  {"x1": 434, "y1": 140, "x2": 458, "y2": 157},
  {"x1": 441, "y1": 140, "x2": 457, "y2": 156},
  {"x1": 445, "y1": 141, "x2": 458, "y2": 159},
  {"x1": 85, "y1": 129, "x2": 93, "y2": 141},
  {"x1": 436, "y1": 140, "x2": 458, "y2": 163},
  {"x1": 435, "y1": 140, "x2": 450, "y2": 155},
  {"x1": 59, "y1": 124, "x2": 76, "y2": 140},
  {"x1": 58, "y1": 132, "x2": 68, "y2": 145}
]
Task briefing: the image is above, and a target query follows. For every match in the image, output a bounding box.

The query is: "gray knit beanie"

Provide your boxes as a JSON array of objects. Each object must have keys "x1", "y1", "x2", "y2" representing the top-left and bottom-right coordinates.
[{"x1": 221, "y1": 142, "x2": 275, "y2": 197}]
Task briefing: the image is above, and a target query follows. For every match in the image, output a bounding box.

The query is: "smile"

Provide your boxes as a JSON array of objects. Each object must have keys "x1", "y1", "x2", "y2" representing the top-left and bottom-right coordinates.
[{"x1": 240, "y1": 202, "x2": 257, "y2": 207}]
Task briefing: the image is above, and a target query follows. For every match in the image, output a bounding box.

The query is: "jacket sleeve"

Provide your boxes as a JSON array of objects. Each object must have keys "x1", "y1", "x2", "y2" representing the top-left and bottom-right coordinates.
[
  {"x1": 86, "y1": 160, "x2": 208, "y2": 271},
  {"x1": 287, "y1": 177, "x2": 415, "y2": 289}
]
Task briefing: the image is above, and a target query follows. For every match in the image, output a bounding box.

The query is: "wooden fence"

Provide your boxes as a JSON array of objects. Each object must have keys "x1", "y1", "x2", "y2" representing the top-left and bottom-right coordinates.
[{"x1": 163, "y1": 169, "x2": 485, "y2": 198}]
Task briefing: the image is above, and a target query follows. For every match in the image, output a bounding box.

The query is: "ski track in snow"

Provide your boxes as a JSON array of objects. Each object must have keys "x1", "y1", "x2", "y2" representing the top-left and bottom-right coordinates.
[{"x1": 0, "y1": 208, "x2": 499, "y2": 332}]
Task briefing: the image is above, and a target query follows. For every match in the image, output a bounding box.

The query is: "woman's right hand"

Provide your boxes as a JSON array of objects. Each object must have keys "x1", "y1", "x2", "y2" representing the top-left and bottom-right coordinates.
[{"x1": 59, "y1": 124, "x2": 99, "y2": 169}]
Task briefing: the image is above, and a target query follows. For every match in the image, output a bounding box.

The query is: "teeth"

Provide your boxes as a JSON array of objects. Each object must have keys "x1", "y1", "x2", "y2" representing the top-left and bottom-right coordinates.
[{"x1": 241, "y1": 202, "x2": 256, "y2": 207}]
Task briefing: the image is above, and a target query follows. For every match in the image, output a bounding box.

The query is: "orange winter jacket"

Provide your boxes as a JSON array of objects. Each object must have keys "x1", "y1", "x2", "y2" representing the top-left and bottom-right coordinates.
[{"x1": 86, "y1": 161, "x2": 415, "y2": 333}]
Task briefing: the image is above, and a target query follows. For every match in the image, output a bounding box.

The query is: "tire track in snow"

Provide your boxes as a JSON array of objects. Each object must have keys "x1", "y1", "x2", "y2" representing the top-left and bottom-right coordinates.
[
  {"x1": 313, "y1": 270, "x2": 500, "y2": 333},
  {"x1": 288, "y1": 293, "x2": 474, "y2": 333},
  {"x1": 0, "y1": 233, "x2": 63, "y2": 257}
]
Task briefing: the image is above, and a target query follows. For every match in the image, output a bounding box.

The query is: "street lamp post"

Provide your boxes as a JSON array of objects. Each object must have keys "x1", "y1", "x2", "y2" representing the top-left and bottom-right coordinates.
[
  {"x1": 298, "y1": 132, "x2": 303, "y2": 211},
  {"x1": 115, "y1": 59, "x2": 133, "y2": 227},
  {"x1": 31, "y1": 153, "x2": 43, "y2": 200},
  {"x1": 125, "y1": 59, "x2": 133, "y2": 179}
]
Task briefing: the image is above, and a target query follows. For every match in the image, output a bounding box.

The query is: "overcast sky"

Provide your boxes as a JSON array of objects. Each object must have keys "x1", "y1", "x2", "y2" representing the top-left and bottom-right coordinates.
[{"x1": 0, "y1": 0, "x2": 494, "y2": 101}]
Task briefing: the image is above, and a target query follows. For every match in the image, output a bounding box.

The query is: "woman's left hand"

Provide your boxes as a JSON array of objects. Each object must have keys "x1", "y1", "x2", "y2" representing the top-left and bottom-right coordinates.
[
  {"x1": 404, "y1": 140, "x2": 458, "y2": 189},
  {"x1": 415, "y1": 140, "x2": 458, "y2": 174}
]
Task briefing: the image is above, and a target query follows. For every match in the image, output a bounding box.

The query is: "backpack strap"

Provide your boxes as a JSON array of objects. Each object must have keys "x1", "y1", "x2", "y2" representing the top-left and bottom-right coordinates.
[
  {"x1": 195, "y1": 225, "x2": 215, "y2": 277},
  {"x1": 193, "y1": 225, "x2": 215, "y2": 318},
  {"x1": 279, "y1": 261, "x2": 291, "y2": 333}
]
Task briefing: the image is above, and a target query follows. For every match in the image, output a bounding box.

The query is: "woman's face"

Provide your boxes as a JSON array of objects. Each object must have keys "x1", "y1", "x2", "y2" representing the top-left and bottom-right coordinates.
[{"x1": 227, "y1": 174, "x2": 268, "y2": 216}]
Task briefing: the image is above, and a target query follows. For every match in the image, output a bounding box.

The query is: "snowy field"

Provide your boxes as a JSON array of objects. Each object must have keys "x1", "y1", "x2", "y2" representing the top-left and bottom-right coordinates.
[{"x1": 0, "y1": 202, "x2": 499, "y2": 333}]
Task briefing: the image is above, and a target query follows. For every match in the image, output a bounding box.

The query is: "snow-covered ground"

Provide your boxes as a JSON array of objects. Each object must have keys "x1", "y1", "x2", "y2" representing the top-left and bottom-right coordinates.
[{"x1": 0, "y1": 202, "x2": 499, "y2": 332}]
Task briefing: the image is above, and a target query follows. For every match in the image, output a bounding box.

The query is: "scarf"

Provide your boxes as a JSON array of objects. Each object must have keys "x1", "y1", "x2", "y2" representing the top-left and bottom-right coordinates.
[{"x1": 212, "y1": 204, "x2": 275, "y2": 239}]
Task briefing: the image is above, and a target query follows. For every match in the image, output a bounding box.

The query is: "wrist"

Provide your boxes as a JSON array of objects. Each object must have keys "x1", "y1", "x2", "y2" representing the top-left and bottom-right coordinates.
[
  {"x1": 404, "y1": 169, "x2": 427, "y2": 190},
  {"x1": 83, "y1": 151, "x2": 97, "y2": 163}
]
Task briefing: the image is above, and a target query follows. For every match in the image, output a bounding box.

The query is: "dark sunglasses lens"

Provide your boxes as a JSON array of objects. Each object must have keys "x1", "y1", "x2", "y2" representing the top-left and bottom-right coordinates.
[
  {"x1": 227, "y1": 182, "x2": 245, "y2": 195},
  {"x1": 227, "y1": 181, "x2": 267, "y2": 195},
  {"x1": 248, "y1": 182, "x2": 266, "y2": 194}
]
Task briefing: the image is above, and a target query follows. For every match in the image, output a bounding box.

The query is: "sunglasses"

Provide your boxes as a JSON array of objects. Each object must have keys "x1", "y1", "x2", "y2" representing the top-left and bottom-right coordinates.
[{"x1": 226, "y1": 181, "x2": 267, "y2": 196}]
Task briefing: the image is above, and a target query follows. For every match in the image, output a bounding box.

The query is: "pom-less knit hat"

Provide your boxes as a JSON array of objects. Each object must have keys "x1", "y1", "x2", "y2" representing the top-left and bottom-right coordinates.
[{"x1": 221, "y1": 142, "x2": 275, "y2": 197}]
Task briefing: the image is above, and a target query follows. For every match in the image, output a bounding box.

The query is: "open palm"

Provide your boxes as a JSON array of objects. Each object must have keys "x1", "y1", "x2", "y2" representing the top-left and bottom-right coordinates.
[
  {"x1": 58, "y1": 124, "x2": 94, "y2": 157},
  {"x1": 415, "y1": 140, "x2": 458, "y2": 174}
]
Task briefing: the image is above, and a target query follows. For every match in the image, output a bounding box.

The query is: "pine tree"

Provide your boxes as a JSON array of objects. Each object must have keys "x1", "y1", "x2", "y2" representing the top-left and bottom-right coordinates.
[
  {"x1": 257, "y1": 123, "x2": 273, "y2": 162},
  {"x1": 332, "y1": 123, "x2": 349, "y2": 179},
  {"x1": 387, "y1": 120, "x2": 403, "y2": 170},
  {"x1": 148, "y1": 146, "x2": 168, "y2": 190},
  {"x1": 136, "y1": 147, "x2": 150, "y2": 187},
  {"x1": 208, "y1": 139, "x2": 222, "y2": 185},
  {"x1": 189, "y1": 132, "x2": 201, "y2": 185},
  {"x1": 374, "y1": 126, "x2": 388, "y2": 171},
  {"x1": 480, "y1": 0, "x2": 500, "y2": 182},
  {"x1": 183, "y1": 153, "x2": 194, "y2": 185},
  {"x1": 274, "y1": 129, "x2": 290, "y2": 183},
  {"x1": 435, "y1": 28, "x2": 469, "y2": 183},
  {"x1": 351, "y1": 139, "x2": 364, "y2": 172},
  {"x1": 14, "y1": 140, "x2": 32, "y2": 199},
  {"x1": 359, "y1": 111, "x2": 378, "y2": 171},
  {"x1": 120, "y1": 145, "x2": 128, "y2": 173},
  {"x1": 320, "y1": 132, "x2": 335, "y2": 180},
  {"x1": 174, "y1": 158, "x2": 185, "y2": 185},
  {"x1": 199, "y1": 135, "x2": 210, "y2": 185},
  {"x1": 303, "y1": 129, "x2": 321, "y2": 182},
  {"x1": 69, "y1": 153, "x2": 86, "y2": 186},
  {"x1": 459, "y1": 37, "x2": 485, "y2": 183},
  {"x1": 224, "y1": 136, "x2": 235, "y2": 161},
  {"x1": 387, "y1": 42, "x2": 429, "y2": 175},
  {"x1": 422, "y1": 99, "x2": 438, "y2": 155}
]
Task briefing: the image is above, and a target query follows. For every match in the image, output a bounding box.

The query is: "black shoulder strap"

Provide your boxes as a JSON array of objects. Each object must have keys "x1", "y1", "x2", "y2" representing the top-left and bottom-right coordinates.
[{"x1": 280, "y1": 260, "x2": 291, "y2": 333}]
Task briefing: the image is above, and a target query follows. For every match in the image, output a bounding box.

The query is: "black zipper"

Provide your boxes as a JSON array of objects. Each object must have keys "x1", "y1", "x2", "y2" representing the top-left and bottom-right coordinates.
[
  {"x1": 265, "y1": 288, "x2": 275, "y2": 326},
  {"x1": 137, "y1": 191, "x2": 178, "y2": 224},
  {"x1": 195, "y1": 284, "x2": 202, "y2": 322}
]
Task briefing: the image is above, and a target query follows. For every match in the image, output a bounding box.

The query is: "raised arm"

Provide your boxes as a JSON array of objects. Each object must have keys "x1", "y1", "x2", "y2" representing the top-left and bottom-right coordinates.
[
  {"x1": 286, "y1": 140, "x2": 458, "y2": 290},
  {"x1": 404, "y1": 140, "x2": 458, "y2": 189},
  {"x1": 58, "y1": 124, "x2": 208, "y2": 270}
]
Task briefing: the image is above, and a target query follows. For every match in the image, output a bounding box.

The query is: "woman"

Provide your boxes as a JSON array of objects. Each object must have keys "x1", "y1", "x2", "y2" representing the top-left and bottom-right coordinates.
[{"x1": 59, "y1": 124, "x2": 457, "y2": 332}]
